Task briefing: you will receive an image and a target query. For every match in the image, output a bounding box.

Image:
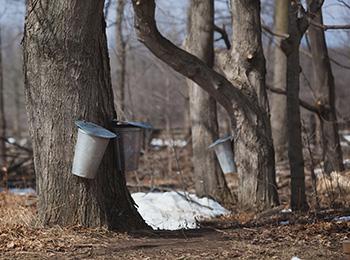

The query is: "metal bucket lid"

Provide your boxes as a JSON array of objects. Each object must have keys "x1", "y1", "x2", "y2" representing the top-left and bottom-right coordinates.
[
  {"x1": 113, "y1": 120, "x2": 153, "y2": 129},
  {"x1": 208, "y1": 135, "x2": 233, "y2": 149},
  {"x1": 75, "y1": 121, "x2": 118, "y2": 139}
]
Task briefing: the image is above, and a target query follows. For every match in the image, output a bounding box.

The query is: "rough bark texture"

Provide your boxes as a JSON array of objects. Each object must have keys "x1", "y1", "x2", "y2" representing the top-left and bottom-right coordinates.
[
  {"x1": 185, "y1": 0, "x2": 233, "y2": 204},
  {"x1": 23, "y1": 0, "x2": 147, "y2": 230},
  {"x1": 270, "y1": 0, "x2": 289, "y2": 162},
  {"x1": 132, "y1": 0, "x2": 279, "y2": 211},
  {"x1": 307, "y1": 7, "x2": 344, "y2": 174},
  {"x1": 227, "y1": 0, "x2": 279, "y2": 210},
  {"x1": 115, "y1": 0, "x2": 126, "y2": 119},
  {"x1": 0, "y1": 26, "x2": 6, "y2": 166},
  {"x1": 285, "y1": 2, "x2": 309, "y2": 211}
]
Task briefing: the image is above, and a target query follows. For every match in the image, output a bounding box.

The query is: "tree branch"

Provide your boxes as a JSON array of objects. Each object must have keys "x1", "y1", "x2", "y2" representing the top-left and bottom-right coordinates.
[
  {"x1": 298, "y1": 0, "x2": 325, "y2": 34},
  {"x1": 266, "y1": 84, "x2": 319, "y2": 114},
  {"x1": 261, "y1": 24, "x2": 289, "y2": 39},
  {"x1": 300, "y1": 48, "x2": 350, "y2": 70},
  {"x1": 214, "y1": 24, "x2": 231, "y2": 50},
  {"x1": 310, "y1": 20, "x2": 350, "y2": 31},
  {"x1": 132, "y1": 0, "x2": 259, "y2": 124}
]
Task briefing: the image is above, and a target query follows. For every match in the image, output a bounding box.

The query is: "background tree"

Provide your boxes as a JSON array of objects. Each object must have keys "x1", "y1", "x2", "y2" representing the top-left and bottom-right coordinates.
[
  {"x1": 270, "y1": 0, "x2": 289, "y2": 162},
  {"x1": 132, "y1": 0, "x2": 279, "y2": 211},
  {"x1": 115, "y1": 0, "x2": 126, "y2": 118},
  {"x1": 23, "y1": 0, "x2": 147, "y2": 229},
  {"x1": 0, "y1": 25, "x2": 6, "y2": 168},
  {"x1": 282, "y1": 0, "x2": 324, "y2": 211},
  {"x1": 307, "y1": 4, "x2": 345, "y2": 175},
  {"x1": 285, "y1": 0, "x2": 309, "y2": 211},
  {"x1": 185, "y1": 0, "x2": 233, "y2": 204}
]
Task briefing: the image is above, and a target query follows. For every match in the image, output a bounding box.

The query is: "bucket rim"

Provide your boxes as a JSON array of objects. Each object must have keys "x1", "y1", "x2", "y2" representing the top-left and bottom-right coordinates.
[
  {"x1": 208, "y1": 135, "x2": 233, "y2": 149},
  {"x1": 75, "y1": 120, "x2": 118, "y2": 139},
  {"x1": 112, "y1": 120, "x2": 153, "y2": 129}
]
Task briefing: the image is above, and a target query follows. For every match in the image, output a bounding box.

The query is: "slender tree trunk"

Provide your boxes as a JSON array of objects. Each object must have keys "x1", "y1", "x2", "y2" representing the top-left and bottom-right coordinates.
[
  {"x1": 115, "y1": 0, "x2": 126, "y2": 119},
  {"x1": 0, "y1": 26, "x2": 6, "y2": 166},
  {"x1": 286, "y1": 2, "x2": 309, "y2": 211},
  {"x1": 185, "y1": 0, "x2": 233, "y2": 204},
  {"x1": 307, "y1": 7, "x2": 344, "y2": 174},
  {"x1": 23, "y1": 0, "x2": 147, "y2": 230},
  {"x1": 13, "y1": 76, "x2": 21, "y2": 137},
  {"x1": 270, "y1": 0, "x2": 289, "y2": 162}
]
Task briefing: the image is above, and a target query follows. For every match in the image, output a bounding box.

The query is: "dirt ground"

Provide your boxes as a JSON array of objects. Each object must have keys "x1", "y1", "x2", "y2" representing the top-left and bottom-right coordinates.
[{"x1": 0, "y1": 192, "x2": 349, "y2": 259}]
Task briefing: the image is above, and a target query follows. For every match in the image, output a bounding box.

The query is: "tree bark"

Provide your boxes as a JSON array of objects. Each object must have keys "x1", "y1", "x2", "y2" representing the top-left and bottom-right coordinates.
[
  {"x1": 0, "y1": 26, "x2": 6, "y2": 167},
  {"x1": 228, "y1": 0, "x2": 279, "y2": 210},
  {"x1": 115, "y1": 0, "x2": 126, "y2": 119},
  {"x1": 285, "y1": 2, "x2": 309, "y2": 211},
  {"x1": 132, "y1": 0, "x2": 279, "y2": 211},
  {"x1": 307, "y1": 7, "x2": 344, "y2": 174},
  {"x1": 23, "y1": 0, "x2": 147, "y2": 230},
  {"x1": 185, "y1": 0, "x2": 233, "y2": 204},
  {"x1": 270, "y1": 0, "x2": 289, "y2": 162}
]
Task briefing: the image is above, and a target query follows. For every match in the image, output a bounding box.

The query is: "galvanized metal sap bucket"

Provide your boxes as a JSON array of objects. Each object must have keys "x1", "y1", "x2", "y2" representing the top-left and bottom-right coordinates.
[
  {"x1": 209, "y1": 135, "x2": 237, "y2": 174},
  {"x1": 72, "y1": 121, "x2": 117, "y2": 179},
  {"x1": 113, "y1": 121, "x2": 152, "y2": 172}
]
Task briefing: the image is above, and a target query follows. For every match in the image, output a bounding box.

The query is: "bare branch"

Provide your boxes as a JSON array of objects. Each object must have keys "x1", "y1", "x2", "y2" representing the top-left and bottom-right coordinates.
[
  {"x1": 338, "y1": 0, "x2": 350, "y2": 9},
  {"x1": 261, "y1": 24, "x2": 289, "y2": 39},
  {"x1": 310, "y1": 20, "x2": 350, "y2": 31},
  {"x1": 131, "y1": 0, "x2": 259, "y2": 124},
  {"x1": 298, "y1": 0, "x2": 325, "y2": 35},
  {"x1": 300, "y1": 48, "x2": 350, "y2": 70},
  {"x1": 214, "y1": 24, "x2": 231, "y2": 50},
  {"x1": 266, "y1": 84, "x2": 319, "y2": 114}
]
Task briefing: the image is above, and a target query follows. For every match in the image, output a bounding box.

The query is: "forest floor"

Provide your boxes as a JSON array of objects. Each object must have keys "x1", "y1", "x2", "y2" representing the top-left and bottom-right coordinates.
[
  {"x1": 1, "y1": 133, "x2": 350, "y2": 259},
  {"x1": 0, "y1": 192, "x2": 348, "y2": 259}
]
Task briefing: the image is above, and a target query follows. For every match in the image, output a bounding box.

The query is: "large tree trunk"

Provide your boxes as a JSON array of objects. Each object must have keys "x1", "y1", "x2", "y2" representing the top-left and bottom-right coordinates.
[
  {"x1": 23, "y1": 0, "x2": 147, "y2": 230},
  {"x1": 270, "y1": 0, "x2": 289, "y2": 162},
  {"x1": 115, "y1": 0, "x2": 126, "y2": 119},
  {"x1": 185, "y1": 0, "x2": 233, "y2": 204},
  {"x1": 0, "y1": 26, "x2": 6, "y2": 167},
  {"x1": 285, "y1": 2, "x2": 309, "y2": 211},
  {"x1": 132, "y1": 0, "x2": 279, "y2": 211},
  {"x1": 228, "y1": 0, "x2": 279, "y2": 210},
  {"x1": 307, "y1": 7, "x2": 344, "y2": 175}
]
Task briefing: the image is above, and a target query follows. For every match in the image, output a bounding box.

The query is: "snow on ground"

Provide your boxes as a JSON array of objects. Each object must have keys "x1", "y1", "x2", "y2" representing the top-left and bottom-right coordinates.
[
  {"x1": 150, "y1": 138, "x2": 187, "y2": 148},
  {"x1": 132, "y1": 191, "x2": 229, "y2": 230},
  {"x1": 343, "y1": 135, "x2": 350, "y2": 142},
  {"x1": 6, "y1": 189, "x2": 229, "y2": 230},
  {"x1": 333, "y1": 215, "x2": 350, "y2": 222},
  {"x1": 0, "y1": 188, "x2": 36, "y2": 195}
]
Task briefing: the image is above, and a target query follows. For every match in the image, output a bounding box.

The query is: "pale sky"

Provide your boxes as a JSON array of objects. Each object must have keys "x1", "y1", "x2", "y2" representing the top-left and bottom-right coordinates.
[{"x1": 0, "y1": 0, "x2": 349, "y2": 48}]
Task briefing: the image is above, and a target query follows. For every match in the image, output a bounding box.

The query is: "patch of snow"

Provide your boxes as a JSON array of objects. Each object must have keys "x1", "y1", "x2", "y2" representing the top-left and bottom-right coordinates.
[
  {"x1": 344, "y1": 159, "x2": 350, "y2": 168},
  {"x1": 341, "y1": 141, "x2": 349, "y2": 147},
  {"x1": 291, "y1": 257, "x2": 301, "y2": 260},
  {"x1": 343, "y1": 135, "x2": 350, "y2": 142},
  {"x1": 0, "y1": 188, "x2": 36, "y2": 195},
  {"x1": 7, "y1": 137, "x2": 16, "y2": 144},
  {"x1": 150, "y1": 138, "x2": 187, "y2": 148},
  {"x1": 19, "y1": 138, "x2": 29, "y2": 146},
  {"x1": 333, "y1": 215, "x2": 350, "y2": 222},
  {"x1": 279, "y1": 220, "x2": 289, "y2": 225},
  {"x1": 132, "y1": 191, "x2": 229, "y2": 230}
]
